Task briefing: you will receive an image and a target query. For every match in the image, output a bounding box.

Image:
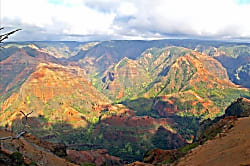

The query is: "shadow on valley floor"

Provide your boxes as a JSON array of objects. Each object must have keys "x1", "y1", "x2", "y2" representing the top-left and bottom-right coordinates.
[
  {"x1": 4, "y1": 100, "x2": 201, "y2": 163},
  {"x1": 121, "y1": 97, "x2": 200, "y2": 137}
]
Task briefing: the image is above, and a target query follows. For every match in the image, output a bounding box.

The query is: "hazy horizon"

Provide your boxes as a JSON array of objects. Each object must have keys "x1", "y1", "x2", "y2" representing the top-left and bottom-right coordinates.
[{"x1": 3, "y1": 38, "x2": 250, "y2": 44}]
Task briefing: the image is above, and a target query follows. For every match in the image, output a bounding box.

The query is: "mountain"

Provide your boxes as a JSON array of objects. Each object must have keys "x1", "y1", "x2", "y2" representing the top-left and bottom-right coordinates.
[
  {"x1": 119, "y1": 47, "x2": 248, "y2": 119},
  {"x1": 0, "y1": 48, "x2": 184, "y2": 162},
  {"x1": 76, "y1": 45, "x2": 249, "y2": 161},
  {"x1": 83, "y1": 45, "x2": 249, "y2": 120},
  {"x1": 0, "y1": 46, "x2": 60, "y2": 106},
  {"x1": 182, "y1": 43, "x2": 250, "y2": 88},
  {"x1": 214, "y1": 49, "x2": 250, "y2": 88},
  {"x1": 0, "y1": 62, "x2": 110, "y2": 133},
  {"x1": 0, "y1": 40, "x2": 249, "y2": 163},
  {"x1": 101, "y1": 57, "x2": 151, "y2": 100},
  {"x1": 69, "y1": 40, "x2": 169, "y2": 75},
  {"x1": 2, "y1": 41, "x2": 96, "y2": 59}
]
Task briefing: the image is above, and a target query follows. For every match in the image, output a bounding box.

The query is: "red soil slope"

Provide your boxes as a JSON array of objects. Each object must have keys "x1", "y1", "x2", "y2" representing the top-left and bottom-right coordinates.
[{"x1": 175, "y1": 117, "x2": 250, "y2": 166}]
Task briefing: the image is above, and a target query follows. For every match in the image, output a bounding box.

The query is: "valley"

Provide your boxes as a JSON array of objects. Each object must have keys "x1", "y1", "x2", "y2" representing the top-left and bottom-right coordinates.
[{"x1": 0, "y1": 39, "x2": 249, "y2": 164}]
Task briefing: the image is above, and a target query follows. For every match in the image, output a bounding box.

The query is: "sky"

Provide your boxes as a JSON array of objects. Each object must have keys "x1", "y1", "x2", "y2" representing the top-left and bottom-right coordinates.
[{"x1": 1, "y1": 0, "x2": 250, "y2": 41}]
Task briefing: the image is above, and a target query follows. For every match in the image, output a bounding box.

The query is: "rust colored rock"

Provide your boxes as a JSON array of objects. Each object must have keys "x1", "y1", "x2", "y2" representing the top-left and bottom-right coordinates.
[
  {"x1": 143, "y1": 149, "x2": 179, "y2": 165},
  {"x1": 126, "y1": 161, "x2": 154, "y2": 166},
  {"x1": 67, "y1": 149, "x2": 123, "y2": 166}
]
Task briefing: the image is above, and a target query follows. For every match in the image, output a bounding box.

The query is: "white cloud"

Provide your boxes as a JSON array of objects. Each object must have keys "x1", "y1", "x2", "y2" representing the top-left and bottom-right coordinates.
[
  {"x1": 1, "y1": 0, "x2": 115, "y2": 40},
  {"x1": 120, "y1": 0, "x2": 250, "y2": 39},
  {"x1": 117, "y1": 2, "x2": 137, "y2": 16},
  {"x1": 1, "y1": 0, "x2": 250, "y2": 41}
]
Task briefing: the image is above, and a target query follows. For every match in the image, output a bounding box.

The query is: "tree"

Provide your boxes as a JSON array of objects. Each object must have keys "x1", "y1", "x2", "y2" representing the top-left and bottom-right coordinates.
[
  {"x1": 0, "y1": 110, "x2": 33, "y2": 140},
  {"x1": 0, "y1": 27, "x2": 24, "y2": 142},
  {"x1": 0, "y1": 27, "x2": 21, "y2": 43}
]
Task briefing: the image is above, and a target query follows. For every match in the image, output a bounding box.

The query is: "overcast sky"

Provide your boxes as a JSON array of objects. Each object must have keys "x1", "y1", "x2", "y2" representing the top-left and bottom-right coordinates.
[{"x1": 1, "y1": 0, "x2": 250, "y2": 41}]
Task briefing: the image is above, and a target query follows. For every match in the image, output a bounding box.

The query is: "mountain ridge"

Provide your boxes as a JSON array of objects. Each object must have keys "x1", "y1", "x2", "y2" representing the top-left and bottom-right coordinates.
[{"x1": 0, "y1": 39, "x2": 249, "y2": 162}]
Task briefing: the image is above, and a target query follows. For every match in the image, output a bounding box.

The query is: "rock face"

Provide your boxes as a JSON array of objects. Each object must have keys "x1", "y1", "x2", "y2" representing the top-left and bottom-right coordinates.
[{"x1": 67, "y1": 149, "x2": 122, "y2": 166}]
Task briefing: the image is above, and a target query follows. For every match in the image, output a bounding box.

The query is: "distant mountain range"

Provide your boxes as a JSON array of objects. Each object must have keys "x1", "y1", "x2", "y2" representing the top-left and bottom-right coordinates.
[{"x1": 0, "y1": 39, "x2": 249, "y2": 162}]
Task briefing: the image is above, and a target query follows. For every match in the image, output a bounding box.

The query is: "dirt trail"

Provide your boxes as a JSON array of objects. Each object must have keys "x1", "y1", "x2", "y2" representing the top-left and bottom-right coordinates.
[{"x1": 176, "y1": 117, "x2": 250, "y2": 166}]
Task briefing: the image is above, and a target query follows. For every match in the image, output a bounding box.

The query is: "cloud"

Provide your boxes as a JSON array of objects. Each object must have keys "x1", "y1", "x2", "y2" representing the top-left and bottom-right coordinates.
[
  {"x1": 1, "y1": 0, "x2": 115, "y2": 41},
  {"x1": 113, "y1": 0, "x2": 250, "y2": 39},
  {"x1": 1, "y1": 0, "x2": 250, "y2": 41}
]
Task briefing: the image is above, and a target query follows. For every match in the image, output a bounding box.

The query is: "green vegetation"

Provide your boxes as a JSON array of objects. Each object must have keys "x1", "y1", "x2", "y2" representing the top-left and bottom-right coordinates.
[
  {"x1": 171, "y1": 116, "x2": 199, "y2": 140},
  {"x1": 225, "y1": 98, "x2": 250, "y2": 117},
  {"x1": 218, "y1": 45, "x2": 250, "y2": 58},
  {"x1": 10, "y1": 152, "x2": 24, "y2": 164},
  {"x1": 117, "y1": 57, "x2": 129, "y2": 68},
  {"x1": 81, "y1": 162, "x2": 96, "y2": 166},
  {"x1": 121, "y1": 98, "x2": 156, "y2": 116},
  {"x1": 0, "y1": 41, "x2": 249, "y2": 163},
  {"x1": 178, "y1": 142, "x2": 199, "y2": 153}
]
